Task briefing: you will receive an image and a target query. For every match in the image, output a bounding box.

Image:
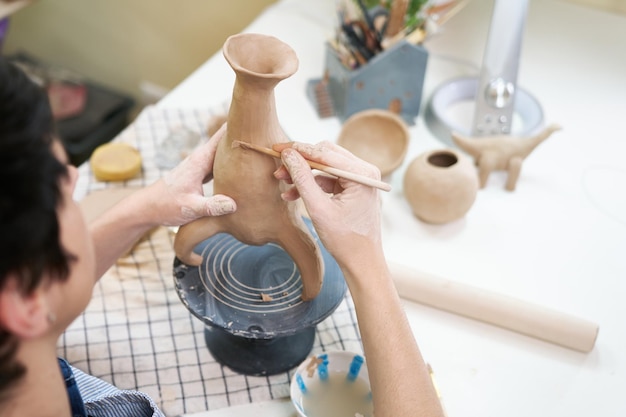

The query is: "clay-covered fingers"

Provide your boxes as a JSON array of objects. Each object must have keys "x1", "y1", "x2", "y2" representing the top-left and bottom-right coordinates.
[
  {"x1": 276, "y1": 141, "x2": 383, "y2": 267},
  {"x1": 274, "y1": 141, "x2": 380, "y2": 181},
  {"x1": 273, "y1": 141, "x2": 354, "y2": 194},
  {"x1": 185, "y1": 193, "x2": 237, "y2": 218},
  {"x1": 278, "y1": 148, "x2": 329, "y2": 205},
  {"x1": 273, "y1": 140, "x2": 354, "y2": 160},
  {"x1": 197, "y1": 122, "x2": 227, "y2": 183},
  {"x1": 165, "y1": 123, "x2": 226, "y2": 193},
  {"x1": 278, "y1": 172, "x2": 339, "y2": 201},
  {"x1": 155, "y1": 122, "x2": 236, "y2": 227}
]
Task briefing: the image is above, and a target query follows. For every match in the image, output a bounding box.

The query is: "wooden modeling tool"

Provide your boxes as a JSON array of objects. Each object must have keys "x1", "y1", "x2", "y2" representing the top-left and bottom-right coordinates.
[{"x1": 232, "y1": 140, "x2": 392, "y2": 192}]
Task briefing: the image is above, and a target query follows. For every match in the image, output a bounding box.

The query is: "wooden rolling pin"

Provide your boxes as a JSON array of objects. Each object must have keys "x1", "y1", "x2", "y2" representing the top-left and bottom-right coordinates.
[{"x1": 389, "y1": 262, "x2": 599, "y2": 352}]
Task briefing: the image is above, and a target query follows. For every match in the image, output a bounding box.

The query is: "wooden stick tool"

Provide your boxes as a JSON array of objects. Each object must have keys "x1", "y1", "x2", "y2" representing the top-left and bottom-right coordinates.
[{"x1": 232, "y1": 140, "x2": 392, "y2": 192}]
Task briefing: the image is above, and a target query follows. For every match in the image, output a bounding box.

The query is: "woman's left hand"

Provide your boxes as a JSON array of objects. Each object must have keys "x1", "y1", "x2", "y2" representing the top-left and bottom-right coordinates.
[{"x1": 147, "y1": 123, "x2": 236, "y2": 227}]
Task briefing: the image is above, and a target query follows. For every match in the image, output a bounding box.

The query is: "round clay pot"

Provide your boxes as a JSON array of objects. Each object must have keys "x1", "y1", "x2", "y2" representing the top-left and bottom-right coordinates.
[
  {"x1": 336, "y1": 109, "x2": 410, "y2": 177},
  {"x1": 403, "y1": 149, "x2": 479, "y2": 224}
]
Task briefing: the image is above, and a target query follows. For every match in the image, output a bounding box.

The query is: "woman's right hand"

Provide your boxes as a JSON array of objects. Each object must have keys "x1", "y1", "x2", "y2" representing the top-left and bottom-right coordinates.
[{"x1": 272, "y1": 141, "x2": 384, "y2": 271}]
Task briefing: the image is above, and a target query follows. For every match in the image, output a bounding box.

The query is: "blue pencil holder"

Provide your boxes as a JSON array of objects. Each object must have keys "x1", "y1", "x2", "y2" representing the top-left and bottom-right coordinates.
[{"x1": 324, "y1": 40, "x2": 428, "y2": 125}]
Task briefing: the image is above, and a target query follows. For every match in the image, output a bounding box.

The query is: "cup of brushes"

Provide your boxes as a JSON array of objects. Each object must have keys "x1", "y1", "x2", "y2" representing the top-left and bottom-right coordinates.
[{"x1": 309, "y1": 0, "x2": 436, "y2": 125}]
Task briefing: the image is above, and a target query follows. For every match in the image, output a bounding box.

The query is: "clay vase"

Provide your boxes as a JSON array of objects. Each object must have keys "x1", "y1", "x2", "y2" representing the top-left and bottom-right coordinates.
[
  {"x1": 173, "y1": 33, "x2": 325, "y2": 301},
  {"x1": 403, "y1": 149, "x2": 479, "y2": 224}
]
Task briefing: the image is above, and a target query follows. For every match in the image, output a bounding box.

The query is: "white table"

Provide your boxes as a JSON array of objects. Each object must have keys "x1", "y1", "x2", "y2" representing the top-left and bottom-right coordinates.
[{"x1": 158, "y1": 0, "x2": 626, "y2": 416}]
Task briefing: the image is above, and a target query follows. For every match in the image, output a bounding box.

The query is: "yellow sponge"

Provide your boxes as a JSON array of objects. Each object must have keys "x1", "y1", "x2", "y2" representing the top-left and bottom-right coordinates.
[{"x1": 91, "y1": 142, "x2": 142, "y2": 181}]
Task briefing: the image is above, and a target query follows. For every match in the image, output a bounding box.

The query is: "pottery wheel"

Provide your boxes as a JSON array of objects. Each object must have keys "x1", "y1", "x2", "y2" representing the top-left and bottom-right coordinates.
[{"x1": 173, "y1": 219, "x2": 346, "y2": 375}]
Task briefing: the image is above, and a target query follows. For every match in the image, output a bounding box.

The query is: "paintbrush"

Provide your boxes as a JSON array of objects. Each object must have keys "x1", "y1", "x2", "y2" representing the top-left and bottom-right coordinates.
[{"x1": 232, "y1": 140, "x2": 392, "y2": 192}]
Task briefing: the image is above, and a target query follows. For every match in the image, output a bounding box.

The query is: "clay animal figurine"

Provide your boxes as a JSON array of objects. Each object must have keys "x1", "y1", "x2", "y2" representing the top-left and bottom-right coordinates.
[
  {"x1": 173, "y1": 33, "x2": 325, "y2": 301},
  {"x1": 451, "y1": 123, "x2": 562, "y2": 191}
]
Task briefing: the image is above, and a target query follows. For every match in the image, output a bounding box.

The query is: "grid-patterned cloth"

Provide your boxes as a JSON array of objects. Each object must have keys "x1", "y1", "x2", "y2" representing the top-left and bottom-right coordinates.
[{"x1": 57, "y1": 106, "x2": 363, "y2": 416}]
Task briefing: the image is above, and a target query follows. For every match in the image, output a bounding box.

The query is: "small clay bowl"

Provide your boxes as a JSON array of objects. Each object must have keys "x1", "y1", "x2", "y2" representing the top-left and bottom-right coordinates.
[
  {"x1": 290, "y1": 350, "x2": 372, "y2": 417},
  {"x1": 337, "y1": 109, "x2": 410, "y2": 177}
]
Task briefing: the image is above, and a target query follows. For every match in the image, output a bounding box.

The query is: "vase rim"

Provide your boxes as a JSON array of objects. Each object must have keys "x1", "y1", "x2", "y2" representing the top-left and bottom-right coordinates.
[
  {"x1": 426, "y1": 149, "x2": 460, "y2": 168},
  {"x1": 223, "y1": 33, "x2": 299, "y2": 80}
]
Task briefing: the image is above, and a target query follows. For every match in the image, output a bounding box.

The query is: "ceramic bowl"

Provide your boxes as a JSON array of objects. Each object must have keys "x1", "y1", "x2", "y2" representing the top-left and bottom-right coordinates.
[
  {"x1": 337, "y1": 109, "x2": 410, "y2": 177},
  {"x1": 290, "y1": 350, "x2": 372, "y2": 417}
]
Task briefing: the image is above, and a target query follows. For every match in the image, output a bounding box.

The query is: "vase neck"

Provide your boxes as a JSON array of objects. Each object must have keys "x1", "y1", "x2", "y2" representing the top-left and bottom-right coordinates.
[
  {"x1": 221, "y1": 34, "x2": 298, "y2": 147},
  {"x1": 226, "y1": 74, "x2": 285, "y2": 146}
]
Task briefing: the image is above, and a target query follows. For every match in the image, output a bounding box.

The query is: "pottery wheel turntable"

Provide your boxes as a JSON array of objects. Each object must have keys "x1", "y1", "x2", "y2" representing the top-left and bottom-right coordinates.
[{"x1": 173, "y1": 219, "x2": 346, "y2": 376}]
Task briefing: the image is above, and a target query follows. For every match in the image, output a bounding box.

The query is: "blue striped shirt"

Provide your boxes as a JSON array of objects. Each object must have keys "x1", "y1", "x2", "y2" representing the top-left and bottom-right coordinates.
[{"x1": 62, "y1": 360, "x2": 166, "y2": 417}]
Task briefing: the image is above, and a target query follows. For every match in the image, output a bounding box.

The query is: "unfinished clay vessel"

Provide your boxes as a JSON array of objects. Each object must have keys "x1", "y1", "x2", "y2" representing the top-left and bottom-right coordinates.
[
  {"x1": 451, "y1": 124, "x2": 562, "y2": 191},
  {"x1": 403, "y1": 149, "x2": 479, "y2": 224},
  {"x1": 336, "y1": 109, "x2": 410, "y2": 178},
  {"x1": 174, "y1": 33, "x2": 324, "y2": 301}
]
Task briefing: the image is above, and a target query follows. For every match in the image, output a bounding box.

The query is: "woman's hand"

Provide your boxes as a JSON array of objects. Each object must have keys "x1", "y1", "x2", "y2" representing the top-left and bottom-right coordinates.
[
  {"x1": 89, "y1": 123, "x2": 236, "y2": 277},
  {"x1": 275, "y1": 141, "x2": 446, "y2": 417},
  {"x1": 148, "y1": 123, "x2": 236, "y2": 227},
  {"x1": 273, "y1": 141, "x2": 382, "y2": 270}
]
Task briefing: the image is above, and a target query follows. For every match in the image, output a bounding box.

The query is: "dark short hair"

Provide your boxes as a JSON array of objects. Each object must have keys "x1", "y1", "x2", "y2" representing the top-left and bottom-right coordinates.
[{"x1": 0, "y1": 57, "x2": 74, "y2": 399}]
